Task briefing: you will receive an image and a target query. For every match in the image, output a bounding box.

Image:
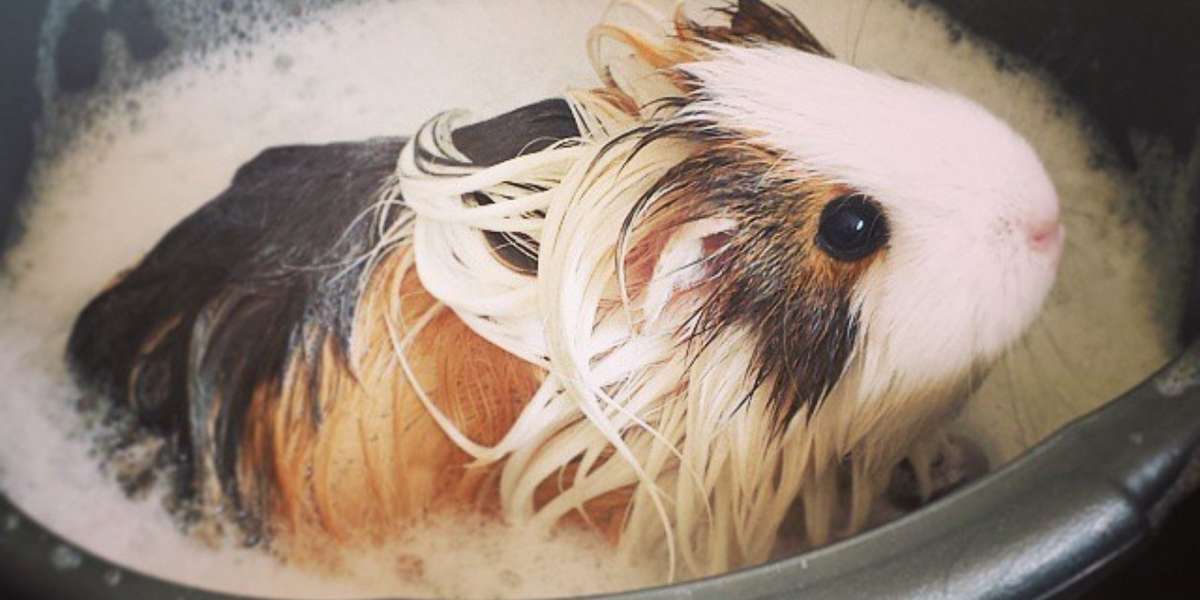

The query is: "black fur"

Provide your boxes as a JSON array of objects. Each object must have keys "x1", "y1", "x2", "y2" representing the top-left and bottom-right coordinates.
[
  {"x1": 650, "y1": 145, "x2": 861, "y2": 423},
  {"x1": 66, "y1": 99, "x2": 581, "y2": 518},
  {"x1": 613, "y1": 122, "x2": 860, "y2": 422},
  {"x1": 68, "y1": 137, "x2": 407, "y2": 515},
  {"x1": 65, "y1": 0, "x2": 842, "y2": 522},
  {"x1": 452, "y1": 98, "x2": 579, "y2": 167}
]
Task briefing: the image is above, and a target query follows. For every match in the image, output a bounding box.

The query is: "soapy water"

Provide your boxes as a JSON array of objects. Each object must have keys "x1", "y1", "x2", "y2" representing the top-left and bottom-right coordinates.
[{"x1": 0, "y1": 0, "x2": 1195, "y2": 597}]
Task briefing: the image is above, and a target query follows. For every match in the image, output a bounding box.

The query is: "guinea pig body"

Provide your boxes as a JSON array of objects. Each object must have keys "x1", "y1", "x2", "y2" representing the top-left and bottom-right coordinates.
[{"x1": 66, "y1": 0, "x2": 1061, "y2": 578}]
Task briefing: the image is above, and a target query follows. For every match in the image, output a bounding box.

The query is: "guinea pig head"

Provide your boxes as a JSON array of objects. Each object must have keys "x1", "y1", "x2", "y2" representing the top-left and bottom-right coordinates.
[{"x1": 673, "y1": 44, "x2": 1062, "y2": 442}]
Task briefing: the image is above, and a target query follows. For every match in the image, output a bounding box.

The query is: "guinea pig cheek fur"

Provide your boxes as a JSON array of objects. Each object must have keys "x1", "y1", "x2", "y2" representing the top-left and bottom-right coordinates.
[{"x1": 847, "y1": 195, "x2": 1061, "y2": 412}]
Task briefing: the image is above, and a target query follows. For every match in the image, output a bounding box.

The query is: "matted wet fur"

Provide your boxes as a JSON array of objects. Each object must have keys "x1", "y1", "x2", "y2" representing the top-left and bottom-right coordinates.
[
  {"x1": 68, "y1": 103, "x2": 580, "y2": 553},
  {"x1": 67, "y1": 0, "x2": 1058, "y2": 578}
]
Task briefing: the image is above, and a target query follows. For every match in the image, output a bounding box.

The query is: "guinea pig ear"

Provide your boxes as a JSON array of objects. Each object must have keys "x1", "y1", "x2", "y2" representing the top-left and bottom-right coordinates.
[{"x1": 688, "y1": 0, "x2": 833, "y2": 58}]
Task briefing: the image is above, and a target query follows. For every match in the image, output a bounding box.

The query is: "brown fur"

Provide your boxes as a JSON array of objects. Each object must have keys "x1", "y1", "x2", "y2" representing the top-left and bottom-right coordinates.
[
  {"x1": 235, "y1": 250, "x2": 543, "y2": 559},
  {"x1": 239, "y1": 248, "x2": 657, "y2": 562},
  {"x1": 67, "y1": 0, "x2": 884, "y2": 566},
  {"x1": 625, "y1": 138, "x2": 882, "y2": 419}
]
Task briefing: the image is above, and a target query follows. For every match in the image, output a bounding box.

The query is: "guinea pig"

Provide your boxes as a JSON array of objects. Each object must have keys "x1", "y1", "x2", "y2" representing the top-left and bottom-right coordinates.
[{"x1": 66, "y1": 0, "x2": 1062, "y2": 579}]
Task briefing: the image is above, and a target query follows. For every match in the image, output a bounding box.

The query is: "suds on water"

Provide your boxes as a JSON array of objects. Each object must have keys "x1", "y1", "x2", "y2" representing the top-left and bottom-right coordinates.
[{"x1": 0, "y1": 0, "x2": 1195, "y2": 597}]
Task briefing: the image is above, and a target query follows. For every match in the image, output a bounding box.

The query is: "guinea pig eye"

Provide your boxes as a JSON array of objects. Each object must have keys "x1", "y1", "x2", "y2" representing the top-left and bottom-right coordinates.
[{"x1": 815, "y1": 194, "x2": 889, "y2": 262}]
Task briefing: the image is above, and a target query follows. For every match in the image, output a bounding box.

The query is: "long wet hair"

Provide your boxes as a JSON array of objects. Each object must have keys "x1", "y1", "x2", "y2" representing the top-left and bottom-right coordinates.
[{"x1": 68, "y1": 0, "x2": 1060, "y2": 578}]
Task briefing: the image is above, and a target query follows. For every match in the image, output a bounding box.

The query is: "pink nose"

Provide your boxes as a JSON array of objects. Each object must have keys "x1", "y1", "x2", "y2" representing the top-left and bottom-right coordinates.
[{"x1": 1028, "y1": 219, "x2": 1063, "y2": 254}]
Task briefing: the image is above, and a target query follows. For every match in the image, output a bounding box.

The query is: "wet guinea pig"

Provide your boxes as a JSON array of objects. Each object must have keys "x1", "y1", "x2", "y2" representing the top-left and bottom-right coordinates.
[{"x1": 66, "y1": 0, "x2": 1061, "y2": 579}]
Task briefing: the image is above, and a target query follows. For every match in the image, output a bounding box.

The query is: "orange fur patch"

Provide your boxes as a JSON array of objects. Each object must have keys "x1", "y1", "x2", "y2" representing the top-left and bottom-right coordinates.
[{"x1": 237, "y1": 248, "x2": 547, "y2": 561}]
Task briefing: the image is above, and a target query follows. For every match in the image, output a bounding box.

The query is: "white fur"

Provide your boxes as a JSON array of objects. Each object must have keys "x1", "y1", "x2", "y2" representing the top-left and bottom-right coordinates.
[
  {"x1": 680, "y1": 44, "x2": 1061, "y2": 388},
  {"x1": 674, "y1": 47, "x2": 1063, "y2": 508},
  {"x1": 376, "y1": 7, "x2": 1062, "y2": 580}
]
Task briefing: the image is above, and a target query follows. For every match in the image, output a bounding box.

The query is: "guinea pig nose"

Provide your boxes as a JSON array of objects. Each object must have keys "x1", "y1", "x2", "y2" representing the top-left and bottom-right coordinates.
[{"x1": 1028, "y1": 219, "x2": 1063, "y2": 254}]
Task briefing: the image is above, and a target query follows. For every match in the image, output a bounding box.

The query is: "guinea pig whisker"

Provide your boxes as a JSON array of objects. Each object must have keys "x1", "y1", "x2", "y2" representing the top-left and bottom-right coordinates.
[
  {"x1": 1020, "y1": 332, "x2": 1082, "y2": 433},
  {"x1": 1034, "y1": 316, "x2": 1105, "y2": 402},
  {"x1": 999, "y1": 346, "x2": 1033, "y2": 449},
  {"x1": 1006, "y1": 317, "x2": 1089, "y2": 440},
  {"x1": 1012, "y1": 334, "x2": 1061, "y2": 435}
]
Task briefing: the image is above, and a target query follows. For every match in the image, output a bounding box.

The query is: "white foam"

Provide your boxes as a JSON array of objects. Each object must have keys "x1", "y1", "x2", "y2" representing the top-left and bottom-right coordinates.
[{"x1": 0, "y1": 0, "x2": 1192, "y2": 597}]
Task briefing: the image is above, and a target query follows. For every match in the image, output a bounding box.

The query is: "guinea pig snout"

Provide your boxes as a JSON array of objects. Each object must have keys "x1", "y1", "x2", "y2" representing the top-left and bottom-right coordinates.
[{"x1": 1027, "y1": 218, "x2": 1064, "y2": 255}]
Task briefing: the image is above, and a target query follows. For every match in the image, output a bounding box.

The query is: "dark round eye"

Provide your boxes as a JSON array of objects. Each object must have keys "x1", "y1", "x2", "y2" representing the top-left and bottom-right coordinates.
[{"x1": 815, "y1": 194, "x2": 889, "y2": 262}]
